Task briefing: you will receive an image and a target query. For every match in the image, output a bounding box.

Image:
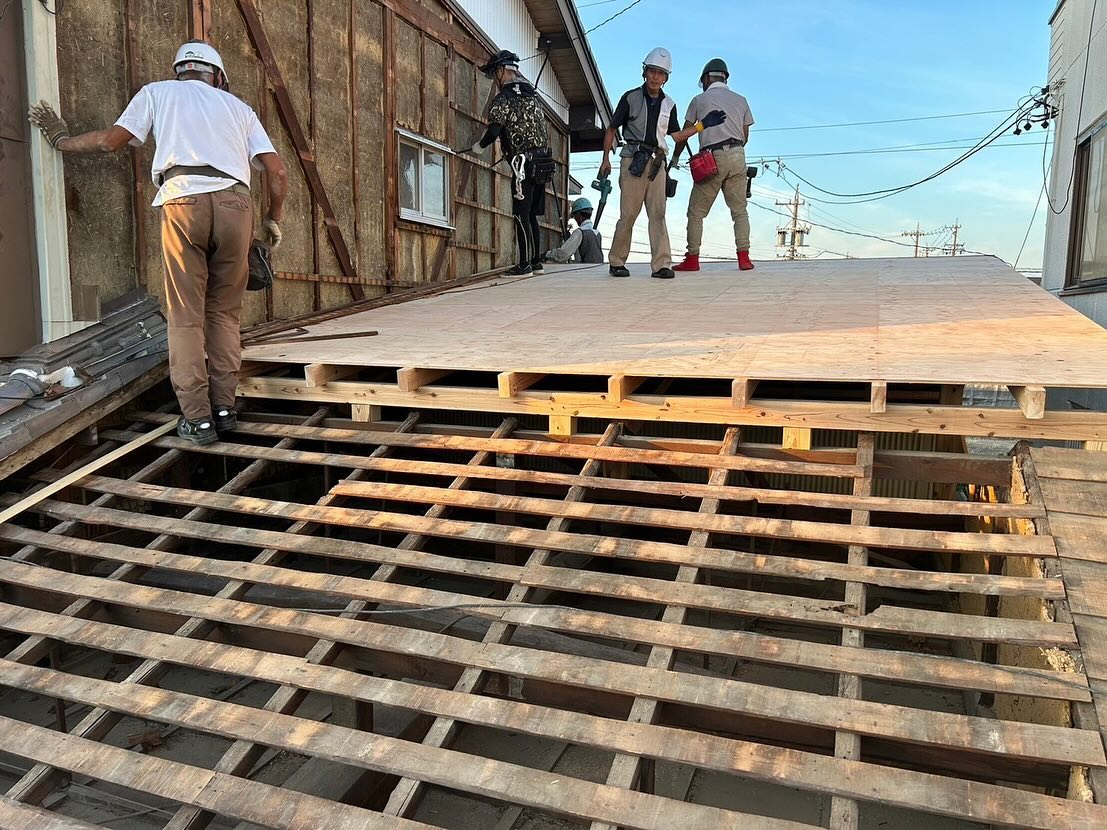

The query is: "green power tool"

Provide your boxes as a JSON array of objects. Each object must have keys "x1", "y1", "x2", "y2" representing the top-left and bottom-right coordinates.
[{"x1": 591, "y1": 172, "x2": 612, "y2": 229}]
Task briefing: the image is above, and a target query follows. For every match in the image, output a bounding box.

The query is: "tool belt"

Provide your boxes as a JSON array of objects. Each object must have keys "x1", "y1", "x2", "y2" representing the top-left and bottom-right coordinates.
[
  {"x1": 525, "y1": 148, "x2": 555, "y2": 185},
  {"x1": 703, "y1": 138, "x2": 745, "y2": 153},
  {"x1": 689, "y1": 149, "x2": 719, "y2": 183},
  {"x1": 627, "y1": 143, "x2": 664, "y2": 178},
  {"x1": 158, "y1": 164, "x2": 246, "y2": 187}
]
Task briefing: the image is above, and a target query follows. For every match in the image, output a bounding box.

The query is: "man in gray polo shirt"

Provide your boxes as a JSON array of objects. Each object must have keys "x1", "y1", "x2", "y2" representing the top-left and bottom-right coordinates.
[{"x1": 673, "y1": 58, "x2": 756, "y2": 272}]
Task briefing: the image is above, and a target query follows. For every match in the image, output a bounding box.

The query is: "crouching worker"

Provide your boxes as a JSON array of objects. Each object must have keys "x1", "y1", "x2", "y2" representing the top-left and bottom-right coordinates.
[
  {"x1": 28, "y1": 40, "x2": 287, "y2": 446},
  {"x1": 546, "y1": 198, "x2": 604, "y2": 264}
]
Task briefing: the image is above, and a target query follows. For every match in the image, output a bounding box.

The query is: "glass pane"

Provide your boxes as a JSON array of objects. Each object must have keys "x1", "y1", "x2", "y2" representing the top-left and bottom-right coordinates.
[
  {"x1": 1078, "y1": 129, "x2": 1107, "y2": 283},
  {"x1": 399, "y1": 143, "x2": 420, "y2": 211},
  {"x1": 422, "y1": 150, "x2": 447, "y2": 219}
]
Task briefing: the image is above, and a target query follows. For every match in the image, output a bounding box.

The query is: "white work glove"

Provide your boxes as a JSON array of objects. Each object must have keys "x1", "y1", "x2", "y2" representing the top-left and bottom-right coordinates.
[{"x1": 261, "y1": 215, "x2": 282, "y2": 250}]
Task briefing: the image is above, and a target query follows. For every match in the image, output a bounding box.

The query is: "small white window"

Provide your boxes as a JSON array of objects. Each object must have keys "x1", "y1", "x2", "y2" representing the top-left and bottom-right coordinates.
[{"x1": 397, "y1": 129, "x2": 453, "y2": 229}]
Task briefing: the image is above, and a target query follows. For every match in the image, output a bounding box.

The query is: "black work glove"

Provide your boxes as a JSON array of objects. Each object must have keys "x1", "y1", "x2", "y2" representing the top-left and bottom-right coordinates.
[{"x1": 701, "y1": 109, "x2": 728, "y2": 129}]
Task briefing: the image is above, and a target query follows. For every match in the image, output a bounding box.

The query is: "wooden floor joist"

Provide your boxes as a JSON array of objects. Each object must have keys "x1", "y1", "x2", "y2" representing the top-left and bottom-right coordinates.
[{"x1": 1, "y1": 411, "x2": 1104, "y2": 827}]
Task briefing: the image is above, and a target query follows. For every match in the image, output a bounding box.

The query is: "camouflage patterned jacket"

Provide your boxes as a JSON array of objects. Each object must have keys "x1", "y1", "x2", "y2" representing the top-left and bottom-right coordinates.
[{"x1": 483, "y1": 81, "x2": 549, "y2": 158}]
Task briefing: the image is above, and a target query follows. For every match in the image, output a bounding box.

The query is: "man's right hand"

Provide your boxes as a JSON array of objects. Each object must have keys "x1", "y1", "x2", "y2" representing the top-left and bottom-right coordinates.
[
  {"x1": 261, "y1": 216, "x2": 282, "y2": 250},
  {"x1": 599, "y1": 158, "x2": 612, "y2": 178}
]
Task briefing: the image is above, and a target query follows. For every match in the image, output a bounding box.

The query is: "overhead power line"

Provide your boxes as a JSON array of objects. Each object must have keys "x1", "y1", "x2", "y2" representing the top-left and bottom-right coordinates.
[
  {"x1": 522, "y1": 0, "x2": 647, "y2": 61},
  {"x1": 755, "y1": 108, "x2": 1014, "y2": 133}
]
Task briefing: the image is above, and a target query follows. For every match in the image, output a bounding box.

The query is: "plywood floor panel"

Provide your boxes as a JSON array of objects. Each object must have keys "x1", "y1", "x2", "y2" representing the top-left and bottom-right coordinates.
[{"x1": 242, "y1": 257, "x2": 1107, "y2": 388}]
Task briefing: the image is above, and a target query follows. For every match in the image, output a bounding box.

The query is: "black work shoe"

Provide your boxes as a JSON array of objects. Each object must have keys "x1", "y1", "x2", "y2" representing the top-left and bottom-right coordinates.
[
  {"x1": 506, "y1": 263, "x2": 533, "y2": 276},
  {"x1": 213, "y1": 406, "x2": 237, "y2": 433},
  {"x1": 651, "y1": 267, "x2": 676, "y2": 279},
  {"x1": 609, "y1": 265, "x2": 630, "y2": 278},
  {"x1": 177, "y1": 415, "x2": 217, "y2": 446},
  {"x1": 530, "y1": 261, "x2": 545, "y2": 275}
]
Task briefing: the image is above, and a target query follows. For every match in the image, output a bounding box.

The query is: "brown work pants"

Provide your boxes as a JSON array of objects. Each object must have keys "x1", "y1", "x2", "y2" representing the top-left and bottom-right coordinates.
[
  {"x1": 608, "y1": 155, "x2": 672, "y2": 272},
  {"x1": 685, "y1": 144, "x2": 750, "y2": 255},
  {"x1": 160, "y1": 185, "x2": 253, "y2": 421}
]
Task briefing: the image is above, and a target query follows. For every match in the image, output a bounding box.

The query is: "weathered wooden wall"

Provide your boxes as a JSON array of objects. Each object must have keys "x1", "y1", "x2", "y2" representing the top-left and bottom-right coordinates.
[{"x1": 55, "y1": 0, "x2": 571, "y2": 326}]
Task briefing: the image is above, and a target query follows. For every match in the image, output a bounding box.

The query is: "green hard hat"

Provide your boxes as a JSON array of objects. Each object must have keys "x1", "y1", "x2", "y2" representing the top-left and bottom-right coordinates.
[
  {"x1": 570, "y1": 197, "x2": 593, "y2": 214},
  {"x1": 700, "y1": 58, "x2": 729, "y2": 81}
]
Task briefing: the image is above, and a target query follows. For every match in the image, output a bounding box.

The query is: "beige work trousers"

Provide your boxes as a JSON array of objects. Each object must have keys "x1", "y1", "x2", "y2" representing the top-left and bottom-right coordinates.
[
  {"x1": 608, "y1": 155, "x2": 671, "y2": 272},
  {"x1": 685, "y1": 144, "x2": 750, "y2": 255},
  {"x1": 160, "y1": 185, "x2": 253, "y2": 421}
]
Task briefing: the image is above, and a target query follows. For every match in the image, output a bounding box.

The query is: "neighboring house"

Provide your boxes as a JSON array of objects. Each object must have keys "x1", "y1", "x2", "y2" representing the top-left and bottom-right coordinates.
[
  {"x1": 3, "y1": 0, "x2": 611, "y2": 353},
  {"x1": 1043, "y1": 0, "x2": 1107, "y2": 409}
]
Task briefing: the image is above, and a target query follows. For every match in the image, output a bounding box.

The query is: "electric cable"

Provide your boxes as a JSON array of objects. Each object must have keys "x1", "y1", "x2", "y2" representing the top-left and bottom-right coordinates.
[
  {"x1": 776, "y1": 102, "x2": 1036, "y2": 203},
  {"x1": 1014, "y1": 180, "x2": 1047, "y2": 270},
  {"x1": 753, "y1": 108, "x2": 1015, "y2": 133},
  {"x1": 520, "y1": 0, "x2": 648, "y2": 62},
  {"x1": 1047, "y1": 0, "x2": 1098, "y2": 214}
]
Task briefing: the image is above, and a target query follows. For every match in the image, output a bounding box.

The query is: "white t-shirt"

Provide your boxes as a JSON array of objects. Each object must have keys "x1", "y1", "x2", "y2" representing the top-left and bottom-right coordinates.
[{"x1": 115, "y1": 79, "x2": 277, "y2": 206}]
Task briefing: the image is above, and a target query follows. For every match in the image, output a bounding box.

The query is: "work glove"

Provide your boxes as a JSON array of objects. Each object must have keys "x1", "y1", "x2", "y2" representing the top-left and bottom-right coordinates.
[
  {"x1": 260, "y1": 215, "x2": 282, "y2": 250},
  {"x1": 700, "y1": 109, "x2": 728, "y2": 129},
  {"x1": 28, "y1": 100, "x2": 70, "y2": 149},
  {"x1": 457, "y1": 142, "x2": 484, "y2": 156}
]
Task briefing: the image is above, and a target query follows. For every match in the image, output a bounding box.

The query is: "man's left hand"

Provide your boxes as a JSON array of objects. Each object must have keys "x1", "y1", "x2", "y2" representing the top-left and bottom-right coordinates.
[
  {"x1": 261, "y1": 216, "x2": 282, "y2": 250},
  {"x1": 28, "y1": 100, "x2": 70, "y2": 149}
]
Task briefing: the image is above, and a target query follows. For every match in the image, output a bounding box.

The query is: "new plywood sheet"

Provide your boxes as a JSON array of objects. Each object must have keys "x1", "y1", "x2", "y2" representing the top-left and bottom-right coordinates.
[{"x1": 242, "y1": 256, "x2": 1107, "y2": 388}]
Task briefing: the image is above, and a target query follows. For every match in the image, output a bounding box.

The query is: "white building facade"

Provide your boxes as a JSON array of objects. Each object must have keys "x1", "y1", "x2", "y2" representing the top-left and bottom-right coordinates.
[{"x1": 1044, "y1": 0, "x2": 1107, "y2": 408}]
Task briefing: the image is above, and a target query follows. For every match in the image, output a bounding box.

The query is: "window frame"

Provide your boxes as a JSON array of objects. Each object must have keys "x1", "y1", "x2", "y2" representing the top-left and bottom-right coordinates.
[
  {"x1": 1065, "y1": 116, "x2": 1107, "y2": 291},
  {"x1": 396, "y1": 128, "x2": 454, "y2": 231}
]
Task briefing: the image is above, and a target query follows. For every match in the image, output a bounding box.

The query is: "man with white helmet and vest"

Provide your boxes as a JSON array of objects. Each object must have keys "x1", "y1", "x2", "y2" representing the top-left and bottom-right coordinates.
[
  {"x1": 600, "y1": 47, "x2": 727, "y2": 279},
  {"x1": 545, "y1": 197, "x2": 604, "y2": 264},
  {"x1": 28, "y1": 41, "x2": 287, "y2": 447},
  {"x1": 673, "y1": 58, "x2": 756, "y2": 272}
]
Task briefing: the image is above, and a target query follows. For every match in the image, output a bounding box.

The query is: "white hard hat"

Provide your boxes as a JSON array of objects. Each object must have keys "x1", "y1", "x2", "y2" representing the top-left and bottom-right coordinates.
[
  {"x1": 642, "y1": 47, "x2": 672, "y2": 76},
  {"x1": 174, "y1": 42, "x2": 227, "y2": 83}
]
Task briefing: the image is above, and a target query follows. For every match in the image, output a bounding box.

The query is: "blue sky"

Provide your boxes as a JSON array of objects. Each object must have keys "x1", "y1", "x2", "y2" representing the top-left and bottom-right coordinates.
[{"x1": 570, "y1": 0, "x2": 1052, "y2": 269}]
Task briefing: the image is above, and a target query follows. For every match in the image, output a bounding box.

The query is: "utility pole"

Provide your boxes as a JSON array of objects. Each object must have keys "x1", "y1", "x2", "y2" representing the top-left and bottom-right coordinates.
[
  {"x1": 942, "y1": 221, "x2": 964, "y2": 256},
  {"x1": 901, "y1": 223, "x2": 932, "y2": 258},
  {"x1": 776, "y1": 185, "x2": 810, "y2": 260}
]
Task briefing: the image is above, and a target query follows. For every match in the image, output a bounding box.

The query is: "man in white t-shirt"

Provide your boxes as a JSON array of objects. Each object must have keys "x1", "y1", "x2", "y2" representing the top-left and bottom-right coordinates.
[{"x1": 28, "y1": 41, "x2": 287, "y2": 446}]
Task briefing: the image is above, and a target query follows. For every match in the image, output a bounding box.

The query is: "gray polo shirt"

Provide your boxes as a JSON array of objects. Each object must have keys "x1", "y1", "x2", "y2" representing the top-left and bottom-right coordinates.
[{"x1": 684, "y1": 82, "x2": 754, "y2": 149}]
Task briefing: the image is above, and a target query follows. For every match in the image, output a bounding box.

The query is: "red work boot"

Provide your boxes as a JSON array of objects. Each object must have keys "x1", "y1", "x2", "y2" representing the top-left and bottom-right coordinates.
[
  {"x1": 673, "y1": 253, "x2": 700, "y2": 272},
  {"x1": 738, "y1": 250, "x2": 755, "y2": 271}
]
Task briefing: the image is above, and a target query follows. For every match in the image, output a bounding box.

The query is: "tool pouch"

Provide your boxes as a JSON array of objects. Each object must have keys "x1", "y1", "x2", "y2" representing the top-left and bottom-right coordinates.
[
  {"x1": 628, "y1": 148, "x2": 651, "y2": 177},
  {"x1": 247, "y1": 241, "x2": 273, "y2": 291},
  {"x1": 526, "y1": 148, "x2": 556, "y2": 185},
  {"x1": 666, "y1": 176, "x2": 678, "y2": 198},
  {"x1": 690, "y1": 149, "x2": 718, "y2": 183}
]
